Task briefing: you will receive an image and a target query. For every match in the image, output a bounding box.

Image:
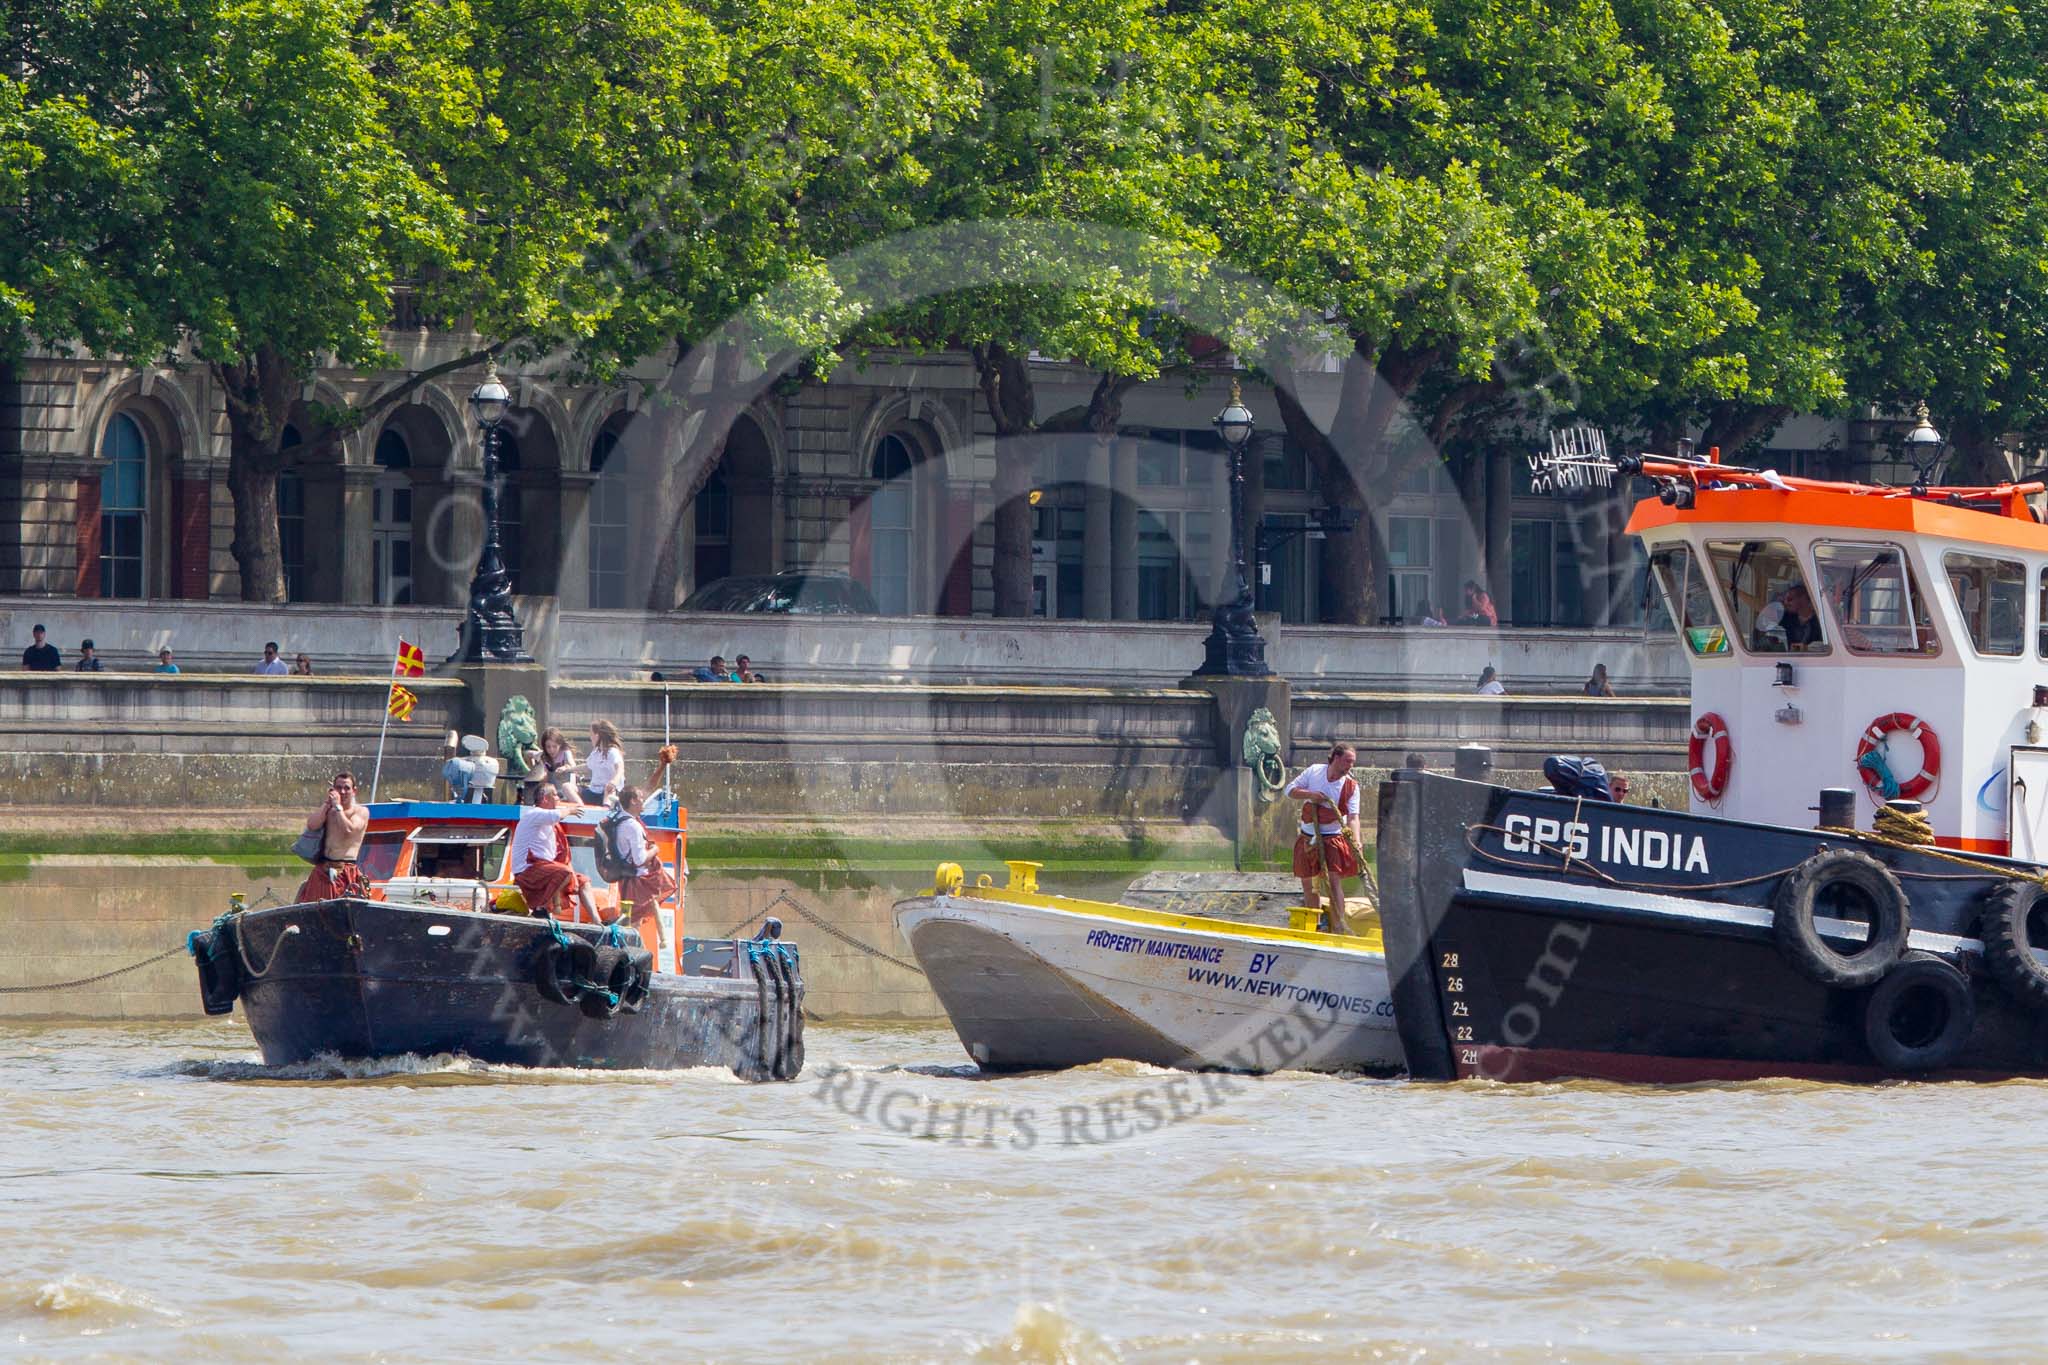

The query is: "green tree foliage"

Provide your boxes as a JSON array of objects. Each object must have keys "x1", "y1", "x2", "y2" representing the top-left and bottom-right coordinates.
[
  {"x1": 1173, "y1": 0, "x2": 1658, "y2": 621},
  {"x1": 1848, "y1": 0, "x2": 2048, "y2": 482}
]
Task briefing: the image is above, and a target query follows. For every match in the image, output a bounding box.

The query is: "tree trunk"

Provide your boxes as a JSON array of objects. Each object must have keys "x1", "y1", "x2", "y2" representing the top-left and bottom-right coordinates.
[
  {"x1": 642, "y1": 341, "x2": 769, "y2": 610},
  {"x1": 216, "y1": 349, "x2": 299, "y2": 603},
  {"x1": 1939, "y1": 414, "x2": 2013, "y2": 487},
  {"x1": 1698, "y1": 402, "x2": 1791, "y2": 460},
  {"x1": 226, "y1": 449, "x2": 285, "y2": 604},
  {"x1": 1271, "y1": 340, "x2": 1439, "y2": 624},
  {"x1": 973, "y1": 342, "x2": 1040, "y2": 618},
  {"x1": 990, "y1": 451, "x2": 1035, "y2": 616}
]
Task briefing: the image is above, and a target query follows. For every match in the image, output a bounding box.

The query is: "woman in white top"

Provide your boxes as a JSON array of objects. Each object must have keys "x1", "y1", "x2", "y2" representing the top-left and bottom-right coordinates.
[
  {"x1": 581, "y1": 719, "x2": 626, "y2": 805},
  {"x1": 1475, "y1": 665, "x2": 1506, "y2": 695}
]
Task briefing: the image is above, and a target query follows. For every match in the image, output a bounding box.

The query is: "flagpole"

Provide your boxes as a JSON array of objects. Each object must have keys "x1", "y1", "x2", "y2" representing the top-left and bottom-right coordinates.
[
  {"x1": 372, "y1": 633, "x2": 402, "y2": 803},
  {"x1": 370, "y1": 693, "x2": 394, "y2": 803}
]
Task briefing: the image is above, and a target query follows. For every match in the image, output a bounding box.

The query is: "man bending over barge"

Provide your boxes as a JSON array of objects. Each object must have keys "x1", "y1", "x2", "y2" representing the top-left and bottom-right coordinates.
[{"x1": 1286, "y1": 742, "x2": 1364, "y2": 936}]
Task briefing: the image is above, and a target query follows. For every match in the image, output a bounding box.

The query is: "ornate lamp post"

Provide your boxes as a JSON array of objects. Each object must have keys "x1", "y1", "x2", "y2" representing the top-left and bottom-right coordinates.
[
  {"x1": 456, "y1": 359, "x2": 532, "y2": 662},
  {"x1": 1195, "y1": 379, "x2": 1270, "y2": 676},
  {"x1": 1903, "y1": 400, "x2": 1945, "y2": 493}
]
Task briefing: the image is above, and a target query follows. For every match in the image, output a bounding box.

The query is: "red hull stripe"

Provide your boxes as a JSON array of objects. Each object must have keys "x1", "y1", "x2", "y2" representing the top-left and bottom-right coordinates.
[{"x1": 1462, "y1": 1045, "x2": 2037, "y2": 1085}]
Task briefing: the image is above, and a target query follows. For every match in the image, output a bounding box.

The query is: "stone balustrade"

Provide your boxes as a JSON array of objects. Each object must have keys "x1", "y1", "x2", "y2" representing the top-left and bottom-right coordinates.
[{"x1": 1, "y1": 595, "x2": 1685, "y2": 693}]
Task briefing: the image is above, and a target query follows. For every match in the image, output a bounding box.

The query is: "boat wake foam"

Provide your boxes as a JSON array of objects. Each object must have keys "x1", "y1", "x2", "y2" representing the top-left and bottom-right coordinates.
[{"x1": 167, "y1": 1052, "x2": 742, "y2": 1086}]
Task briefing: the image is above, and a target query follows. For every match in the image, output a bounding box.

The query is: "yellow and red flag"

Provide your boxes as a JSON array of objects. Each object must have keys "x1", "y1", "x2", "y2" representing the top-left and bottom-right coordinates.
[
  {"x1": 387, "y1": 685, "x2": 418, "y2": 722},
  {"x1": 394, "y1": 639, "x2": 425, "y2": 677}
]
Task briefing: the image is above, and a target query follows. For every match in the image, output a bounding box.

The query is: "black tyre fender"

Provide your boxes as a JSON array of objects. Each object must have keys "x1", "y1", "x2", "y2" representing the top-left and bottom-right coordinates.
[
  {"x1": 1862, "y1": 951, "x2": 1975, "y2": 1072},
  {"x1": 578, "y1": 946, "x2": 628, "y2": 1019},
  {"x1": 1977, "y1": 879, "x2": 2048, "y2": 1013},
  {"x1": 193, "y1": 924, "x2": 244, "y2": 1016},
  {"x1": 774, "y1": 949, "x2": 805, "y2": 1081},
  {"x1": 532, "y1": 939, "x2": 592, "y2": 1006},
  {"x1": 1773, "y1": 849, "x2": 1910, "y2": 989},
  {"x1": 618, "y1": 948, "x2": 654, "y2": 1014}
]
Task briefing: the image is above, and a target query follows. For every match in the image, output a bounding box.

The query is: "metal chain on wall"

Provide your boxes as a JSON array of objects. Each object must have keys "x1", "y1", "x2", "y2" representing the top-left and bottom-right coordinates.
[
  {"x1": 722, "y1": 889, "x2": 925, "y2": 975},
  {"x1": 0, "y1": 944, "x2": 188, "y2": 994}
]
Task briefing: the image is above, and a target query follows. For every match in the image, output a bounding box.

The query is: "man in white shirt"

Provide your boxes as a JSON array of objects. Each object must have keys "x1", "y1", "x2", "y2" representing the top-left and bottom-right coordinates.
[
  {"x1": 254, "y1": 642, "x2": 289, "y2": 675},
  {"x1": 510, "y1": 787, "x2": 597, "y2": 920},
  {"x1": 609, "y1": 785, "x2": 679, "y2": 958},
  {"x1": 1285, "y1": 742, "x2": 1365, "y2": 935}
]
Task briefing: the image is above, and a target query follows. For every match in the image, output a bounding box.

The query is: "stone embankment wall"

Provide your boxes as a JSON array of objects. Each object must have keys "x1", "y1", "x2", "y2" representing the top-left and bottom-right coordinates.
[
  {"x1": 0, "y1": 862, "x2": 945, "y2": 1024},
  {"x1": 0, "y1": 673, "x2": 1692, "y2": 824},
  {"x1": 0, "y1": 594, "x2": 1686, "y2": 693}
]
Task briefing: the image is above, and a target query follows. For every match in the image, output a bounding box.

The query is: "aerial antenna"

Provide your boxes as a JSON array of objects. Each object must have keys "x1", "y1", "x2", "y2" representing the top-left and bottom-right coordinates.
[{"x1": 1527, "y1": 426, "x2": 1617, "y2": 497}]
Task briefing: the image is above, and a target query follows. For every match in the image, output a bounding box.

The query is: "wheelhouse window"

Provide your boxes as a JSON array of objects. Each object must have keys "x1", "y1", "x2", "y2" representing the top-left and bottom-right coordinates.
[
  {"x1": 405, "y1": 825, "x2": 507, "y2": 881},
  {"x1": 1648, "y1": 544, "x2": 1730, "y2": 656},
  {"x1": 359, "y1": 832, "x2": 406, "y2": 883},
  {"x1": 1944, "y1": 552, "x2": 2026, "y2": 657},
  {"x1": 2037, "y1": 568, "x2": 2048, "y2": 658},
  {"x1": 1813, "y1": 543, "x2": 1940, "y2": 657},
  {"x1": 1705, "y1": 539, "x2": 1828, "y2": 654}
]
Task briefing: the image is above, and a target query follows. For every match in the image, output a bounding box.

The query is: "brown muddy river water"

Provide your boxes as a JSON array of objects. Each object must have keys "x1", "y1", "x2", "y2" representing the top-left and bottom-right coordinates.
[{"x1": 3, "y1": 1020, "x2": 2044, "y2": 1362}]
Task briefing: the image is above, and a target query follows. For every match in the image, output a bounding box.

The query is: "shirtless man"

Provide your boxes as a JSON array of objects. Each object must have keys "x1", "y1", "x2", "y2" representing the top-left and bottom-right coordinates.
[
  {"x1": 1286, "y1": 742, "x2": 1365, "y2": 935},
  {"x1": 297, "y1": 771, "x2": 371, "y2": 901}
]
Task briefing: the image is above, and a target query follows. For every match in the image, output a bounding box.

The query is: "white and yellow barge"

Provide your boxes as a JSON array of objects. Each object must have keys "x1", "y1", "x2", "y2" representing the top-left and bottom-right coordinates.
[{"x1": 894, "y1": 862, "x2": 1402, "y2": 1074}]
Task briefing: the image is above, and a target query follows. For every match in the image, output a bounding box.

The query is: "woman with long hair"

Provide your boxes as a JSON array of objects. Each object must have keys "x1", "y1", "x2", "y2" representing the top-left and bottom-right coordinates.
[
  {"x1": 521, "y1": 726, "x2": 579, "y2": 803},
  {"x1": 583, "y1": 719, "x2": 626, "y2": 805}
]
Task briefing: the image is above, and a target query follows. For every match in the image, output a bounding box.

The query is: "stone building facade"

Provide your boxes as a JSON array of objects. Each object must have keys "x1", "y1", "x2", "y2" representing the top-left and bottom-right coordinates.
[{"x1": 0, "y1": 323, "x2": 1881, "y2": 628}]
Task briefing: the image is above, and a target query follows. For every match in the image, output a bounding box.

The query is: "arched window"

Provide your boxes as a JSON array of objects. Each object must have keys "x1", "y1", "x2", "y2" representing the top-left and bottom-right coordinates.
[
  {"x1": 492, "y1": 430, "x2": 522, "y2": 594},
  {"x1": 587, "y1": 427, "x2": 631, "y2": 608},
  {"x1": 279, "y1": 426, "x2": 306, "y2": 601},
  {"x1": 99, "y1": 412, "x2": 148, "y2": 598},
  {"x1": 868, "y1": 433, "x2": 917, "y2": 614},
  {"x1": 694, "y1": 461, "x2": 732, "y2": 587},
  {"x1": 373, "y1": 429, "x2": 413, "y2": 604}
]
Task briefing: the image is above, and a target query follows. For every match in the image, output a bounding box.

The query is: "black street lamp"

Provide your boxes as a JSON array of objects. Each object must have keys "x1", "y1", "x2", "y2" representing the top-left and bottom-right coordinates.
[
  {"x1": 456, "y1": 359, "x2": 532, "y2": 663},
  {"x1": 1195, "y1": 379, "x2": 1270, "y2": 676}
]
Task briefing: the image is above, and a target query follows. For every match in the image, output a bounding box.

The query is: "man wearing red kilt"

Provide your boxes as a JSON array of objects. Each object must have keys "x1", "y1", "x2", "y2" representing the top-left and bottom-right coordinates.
[
  {"x1": 1286, "y1": 742, "x2": 1364, "y2": 935},
  {"x1": 297, "y1": 772, "x2": 370, "y2": 901}
]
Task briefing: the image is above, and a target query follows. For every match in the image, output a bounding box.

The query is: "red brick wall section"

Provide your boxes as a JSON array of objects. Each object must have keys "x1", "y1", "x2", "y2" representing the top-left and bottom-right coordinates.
[
  {"x1": 73, "y1": 476, "x2": 101, "y2": 597},
  {"x1": 173, "y1": 476, "x2": 210, "y2": 598}
]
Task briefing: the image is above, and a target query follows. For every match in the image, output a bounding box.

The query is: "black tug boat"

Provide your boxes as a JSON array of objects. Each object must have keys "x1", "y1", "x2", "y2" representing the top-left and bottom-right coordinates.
[
  {"x1": 187, "y1": 799, "x2": 805, "y2": 1080},
  {"x1": 1377, "y1": 439, "x2": 2048, "y2": 1083}
]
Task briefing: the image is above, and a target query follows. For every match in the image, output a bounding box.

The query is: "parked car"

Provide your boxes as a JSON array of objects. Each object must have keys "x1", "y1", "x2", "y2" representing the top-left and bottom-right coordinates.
[{"x1": 679, "y1": 571, "x2": 880, "y2": 615}]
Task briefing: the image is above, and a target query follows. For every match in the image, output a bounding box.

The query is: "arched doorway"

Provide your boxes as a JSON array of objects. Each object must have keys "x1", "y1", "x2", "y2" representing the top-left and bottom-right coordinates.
[
  {"x1": 867, "y1": 433, "x2": 918, "y2": 614},
  {"x1": 587, "y1": 421, "x2": 632, "y2": 608},
  {"x1": 851, "y1": 426, "x2": 958, "y2": 616},
  {"x1": 373, "y1": 428, "x2": 414, "y2": 604},
  {"x1": 97, "y1": 412, "x2": 149, "y2": 599}
]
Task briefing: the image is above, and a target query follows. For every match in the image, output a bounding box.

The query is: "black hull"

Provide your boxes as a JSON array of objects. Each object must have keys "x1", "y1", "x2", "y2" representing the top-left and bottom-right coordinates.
[
  {"x1": 194, "y1": 900, "x2": 803, "y2": 1079},
  {"x1": 1376, "y1": 772, "x2": 2048, "y2": 1084}
]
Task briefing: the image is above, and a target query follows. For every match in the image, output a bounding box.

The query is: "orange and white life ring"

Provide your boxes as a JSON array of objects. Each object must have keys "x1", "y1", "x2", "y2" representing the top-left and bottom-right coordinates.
[
  {"x1": 1857, "y1": 712, "x2": 1941, "y2": 801},
  {"x1": 1688, "y1": 712, "x2": 1732, "y2": 804}
]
